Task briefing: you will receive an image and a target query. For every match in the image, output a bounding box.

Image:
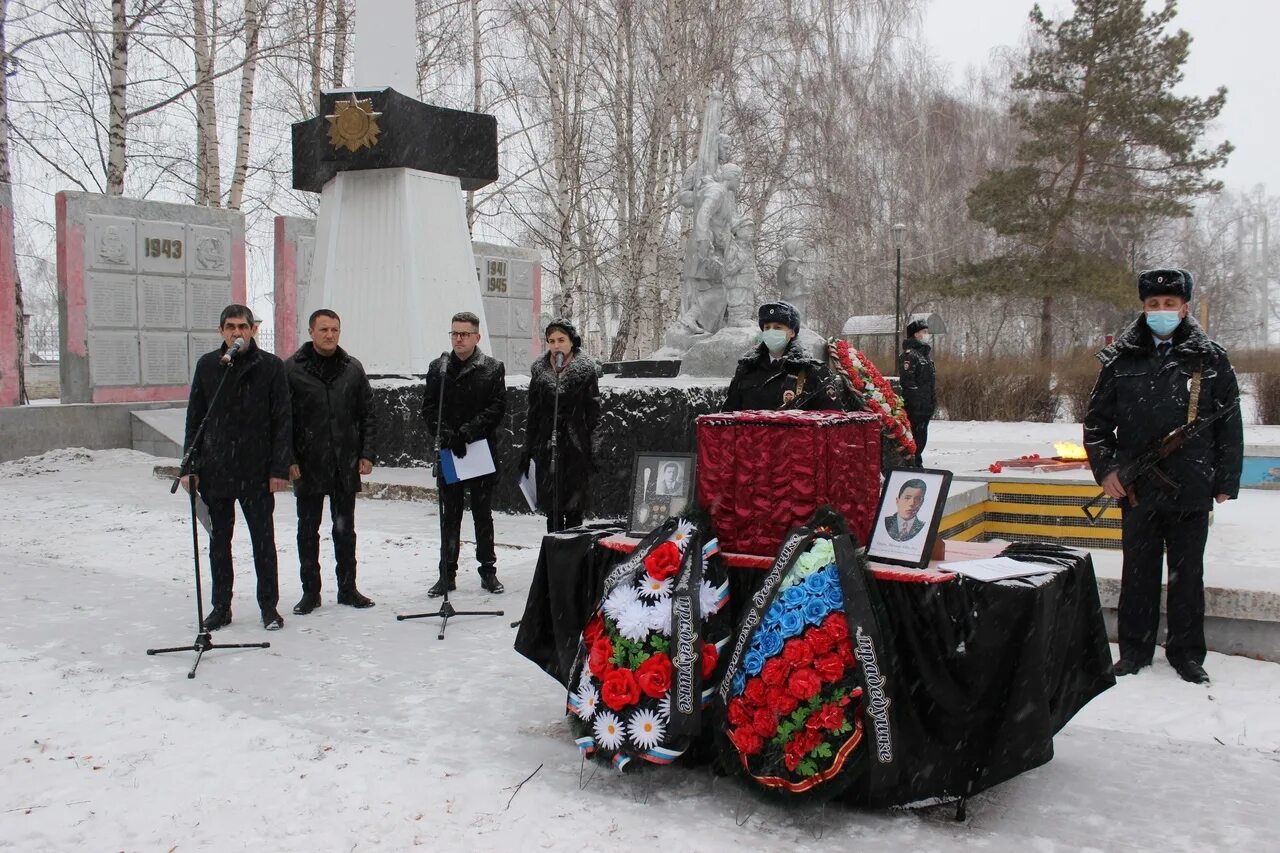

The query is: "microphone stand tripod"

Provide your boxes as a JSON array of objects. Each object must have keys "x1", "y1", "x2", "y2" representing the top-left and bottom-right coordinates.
[
  {"x1": 147, "y1": 350, "x2": 270, "y2": 678},
  {"x1": 398, "y1": 351, "x2": 504, "y2": 639}
]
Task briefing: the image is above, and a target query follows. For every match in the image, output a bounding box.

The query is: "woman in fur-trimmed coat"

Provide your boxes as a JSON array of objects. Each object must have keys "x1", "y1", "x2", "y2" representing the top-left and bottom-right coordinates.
[{"x1": 520, "y1": 320, "x2": 602, "y2": 532}]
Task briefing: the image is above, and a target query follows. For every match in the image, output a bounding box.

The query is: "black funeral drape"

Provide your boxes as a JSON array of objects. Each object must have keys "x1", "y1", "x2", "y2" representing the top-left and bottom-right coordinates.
[{"x1": 515, "y1": 531, "x2": 1115, "y2": 806}]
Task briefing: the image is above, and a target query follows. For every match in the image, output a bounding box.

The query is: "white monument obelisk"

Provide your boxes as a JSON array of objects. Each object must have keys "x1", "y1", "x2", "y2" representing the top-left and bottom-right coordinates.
[{"x1": 303, "y1": 0, "x2": 487, "y2": 374}]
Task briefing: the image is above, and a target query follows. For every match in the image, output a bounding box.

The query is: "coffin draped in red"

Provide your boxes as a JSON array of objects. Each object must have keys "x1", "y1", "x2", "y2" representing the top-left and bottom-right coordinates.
[{"x1": 696, "y1": 410, "x2": 881, "y2": 556}]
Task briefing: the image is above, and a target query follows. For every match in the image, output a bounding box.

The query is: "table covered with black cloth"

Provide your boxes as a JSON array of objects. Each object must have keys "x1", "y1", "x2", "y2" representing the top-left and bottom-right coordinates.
[{"x1": 513, "y1": 530, "x2": 1115, "y2": 806}]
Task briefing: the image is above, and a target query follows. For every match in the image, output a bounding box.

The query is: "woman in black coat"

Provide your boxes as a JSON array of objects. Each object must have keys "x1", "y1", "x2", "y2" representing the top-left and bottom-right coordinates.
[{"x1": 520, "y1": 320, "x2": 601, "y2": 532}]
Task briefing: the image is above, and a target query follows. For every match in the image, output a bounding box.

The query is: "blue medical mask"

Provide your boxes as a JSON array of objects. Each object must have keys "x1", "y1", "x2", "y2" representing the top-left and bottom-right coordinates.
[
  {"x1": 1146, "y1": 310, "x2": 1182, "y2": 337},
  {"x1": 761, "y1": 329, "x2": 790, "y2": 353},
  {"x1": 919, "y1": 333, "x2": 932, "y2": 346}
]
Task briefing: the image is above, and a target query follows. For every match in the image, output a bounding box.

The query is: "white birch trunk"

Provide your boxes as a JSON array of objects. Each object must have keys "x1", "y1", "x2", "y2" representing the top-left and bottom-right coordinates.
[
  {"x1": 106, "y1": 0, "x2": 128, "y2": 196},
  {"x1": 228, "y1": 0, "x2": 261, "y2": 210}
]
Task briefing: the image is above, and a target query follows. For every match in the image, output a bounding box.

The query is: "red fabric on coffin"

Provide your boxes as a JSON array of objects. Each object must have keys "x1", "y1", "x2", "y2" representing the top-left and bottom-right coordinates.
[{"x1": 696, "y1": 410, "x2": 881, "y2": 556}]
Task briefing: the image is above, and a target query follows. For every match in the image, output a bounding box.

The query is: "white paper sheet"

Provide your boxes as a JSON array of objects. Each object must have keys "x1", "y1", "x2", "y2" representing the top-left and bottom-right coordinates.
[
  {"x1": 441, "y1": 439, "x2": 496, "y2": 483},
  {"x1": 938, "y1": 556, "x2": 1066, "y2": 582},
  {"x1": 518, "y1": 459, "x2": 537, "y2": 511}
]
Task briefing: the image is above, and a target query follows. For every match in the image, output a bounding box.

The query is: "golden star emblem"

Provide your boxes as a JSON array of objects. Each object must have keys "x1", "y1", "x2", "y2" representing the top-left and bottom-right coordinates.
[{"x1": 326, "y1": 94, "x2": 383, "y2": 153}]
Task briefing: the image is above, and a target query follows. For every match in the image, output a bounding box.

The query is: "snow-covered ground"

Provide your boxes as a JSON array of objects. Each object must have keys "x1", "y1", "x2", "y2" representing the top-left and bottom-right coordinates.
[{"x1": 1, "y1": 448, "x2": 1278, "y2": 851}]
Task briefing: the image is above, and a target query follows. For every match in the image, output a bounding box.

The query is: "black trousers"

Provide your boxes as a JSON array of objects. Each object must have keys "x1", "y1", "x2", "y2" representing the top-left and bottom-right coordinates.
[
  {"x1": 1119, "y1": 506, "x2": 1209, "y2": 665},
  {"x1": 296, "y1": 490, "x2": 358, "y2": 595},
  {"x1": 907, "y1": 412, "x2": 930, "y2": 466},
  {"x1": 546, "y1": 510, "x2": 584, "y2": 534},
  {"x1": 205, "y1": 491, "x2": 279, "y2": 612},
  {"x1": 438, "y1": 473, "x2": 497, "y2": 576}
]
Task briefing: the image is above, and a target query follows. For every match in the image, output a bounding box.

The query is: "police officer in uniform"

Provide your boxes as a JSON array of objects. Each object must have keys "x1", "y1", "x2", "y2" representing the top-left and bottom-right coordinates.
[{"x1": 723, "y1": 301, "x2": 839, "y2": 412}]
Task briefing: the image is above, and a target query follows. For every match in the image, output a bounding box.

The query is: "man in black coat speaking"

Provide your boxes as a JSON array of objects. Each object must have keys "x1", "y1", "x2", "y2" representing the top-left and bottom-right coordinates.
[
  {"x1": 1084, "y1": 269, "x2": 1243, "y2": 685},
  {"x1": 422, "y1": 311, "x2": 507, "y2": 597},
  {"x1": 286, "y1": 309, "x2": 377, "y2": 615},
  {"x1": 182, "y1": 304, "x2": 292, "y2": 632}
]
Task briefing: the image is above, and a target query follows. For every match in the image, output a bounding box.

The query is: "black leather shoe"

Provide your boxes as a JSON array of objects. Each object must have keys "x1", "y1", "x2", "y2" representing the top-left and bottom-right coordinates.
[
  {"x1": 1170, "y1": 658, "x2": 1210, "y2": 685},
  {"x1": 292, "y1": 593, "x2": 321, "y2": 615},
  {"x1": 1112, "y1": 658, "x2": 1149, "y2": 677},
  {"x1": 262, "y1": 609, "x2": 285, "y2": 631},
  {"x1": 427, "y1": 575, "x2": 456, "y2": 598},
  {"x1": 480, "y1": 573, "x2": 505, "y2": 594},
  {"x1": 337, "y1": 589, "x2": 375, "y2": 608},
  {"x1": 202, "y1": 607, "x2": 232, "y2": 632}
]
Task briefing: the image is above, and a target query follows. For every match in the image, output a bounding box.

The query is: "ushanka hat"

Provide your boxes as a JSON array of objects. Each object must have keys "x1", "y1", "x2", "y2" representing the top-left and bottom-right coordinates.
[
  {"x1": 1137, "y1": 269, "x2": 1194, "y2": 302},
  {"x1": 905, "y1": 319, "x2": 929, "y2": 337},
  {"x1": 758, "y1": 301, "x2": 800, "y2": 333},
  {"x1": 544, "y1": 318, "x2": 582, "y2": 352}
]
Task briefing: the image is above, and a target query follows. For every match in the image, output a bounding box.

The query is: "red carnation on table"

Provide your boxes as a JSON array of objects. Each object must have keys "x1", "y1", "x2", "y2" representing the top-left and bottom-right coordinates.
[
  {"x1": 600, "y1": 667, "x2": 641, "y2": 711},
  {"x1": 786, "y1": 667, "x2": 823, "y2": 701},
  {"x1": 643, "y1": 540, "x2": 682, "y2": 581},
  {"x1": 635, "y1": 652, "x2": 672, "y2": 699}
]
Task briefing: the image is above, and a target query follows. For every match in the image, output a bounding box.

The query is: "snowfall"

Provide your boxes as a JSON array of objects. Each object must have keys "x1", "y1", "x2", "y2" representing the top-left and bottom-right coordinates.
[{"x1": 2, "y1": 421, "x2": 1279, "y2": 851}]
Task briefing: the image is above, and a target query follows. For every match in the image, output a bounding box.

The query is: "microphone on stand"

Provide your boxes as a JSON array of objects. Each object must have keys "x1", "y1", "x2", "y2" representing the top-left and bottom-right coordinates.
[
  {"x1": 220, "y1": 337, "x2": 246, "y2": 365},
  {"x1": 553, "y1": 351, "x2": 566, "y2": 371}
]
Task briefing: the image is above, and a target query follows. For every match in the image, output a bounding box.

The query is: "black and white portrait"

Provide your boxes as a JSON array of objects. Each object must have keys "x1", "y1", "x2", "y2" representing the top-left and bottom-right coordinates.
[
  {"x1": 867, "y1": 468, "x2": 952, "y2": 568},
  {"x1": 628, "y1": 452, "x2": 696, "y2": 537}
]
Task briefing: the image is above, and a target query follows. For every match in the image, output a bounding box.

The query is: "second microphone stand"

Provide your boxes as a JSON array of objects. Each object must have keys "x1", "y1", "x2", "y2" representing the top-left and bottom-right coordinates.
[{"x1": 398, "y1": 351, "x2": 504, "y2": 639}]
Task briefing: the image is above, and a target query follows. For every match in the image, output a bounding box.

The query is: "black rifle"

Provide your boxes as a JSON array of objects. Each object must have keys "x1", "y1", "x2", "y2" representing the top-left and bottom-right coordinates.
[{"x1": 1081, "y1": 400, "x2": 1239, "y2": 522}]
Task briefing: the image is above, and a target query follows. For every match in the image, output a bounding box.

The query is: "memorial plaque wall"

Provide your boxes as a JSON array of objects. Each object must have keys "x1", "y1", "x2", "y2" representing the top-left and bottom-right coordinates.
[{"x1": 57, "y1": 192, "x2": 246, "y2": 403}]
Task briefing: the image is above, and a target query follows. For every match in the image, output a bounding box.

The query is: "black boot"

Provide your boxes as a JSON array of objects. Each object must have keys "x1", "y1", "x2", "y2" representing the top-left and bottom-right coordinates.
[
  {"x1": 337, "y1": 588, "x2": 375, "y2": 608},
  {"x1": 427, "y1": 572, "x2": 457, "y2": 598},
  {"x1": 261, "y1": 609, "x2": 284, "y2": 631},
  {"x1": 292, "y1": 592, "x2": 321, "y2": 615},
  {"x1": 1112, "y1": 657, "x2": 1150, "y2": 677},
  {"x1": 202, "y1": 606, "x2": 232, "y2": 631},
  {"x1": 479, "y1": 571, "x2": 504, "y2": 594},
  {"x1": 1169, "y1": 657, "x2": 1210, "y2": 685}
]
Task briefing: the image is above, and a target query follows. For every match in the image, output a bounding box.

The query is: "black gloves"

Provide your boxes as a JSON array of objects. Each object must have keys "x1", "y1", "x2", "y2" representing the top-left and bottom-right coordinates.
[{"x1": 448, "y1": 435, "x2": 469, "y2": 457}]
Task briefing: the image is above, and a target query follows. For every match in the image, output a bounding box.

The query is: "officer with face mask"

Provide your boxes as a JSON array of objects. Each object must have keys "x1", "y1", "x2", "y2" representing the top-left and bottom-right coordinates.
[
  {"x1": 1083, "y1": 268, "x2": 1242, "y2": 686},
  {"x1": 897, "y1": 318, "x2": 936, "y2": 466},
  {"x1": 722, "y1": 301, "x2": 840, "y2": 412}
]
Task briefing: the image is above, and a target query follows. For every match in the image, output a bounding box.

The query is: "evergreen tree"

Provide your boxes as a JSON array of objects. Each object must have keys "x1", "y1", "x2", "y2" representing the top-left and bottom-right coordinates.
[{"x1": 964, "y1": 0, "x2": 1231, "y2": 358}]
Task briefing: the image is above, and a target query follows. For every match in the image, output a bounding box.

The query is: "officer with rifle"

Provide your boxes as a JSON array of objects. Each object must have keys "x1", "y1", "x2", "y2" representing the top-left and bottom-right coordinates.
[{"x1": 1083, "y1": 269, "x2": 1243, "y2": 685}]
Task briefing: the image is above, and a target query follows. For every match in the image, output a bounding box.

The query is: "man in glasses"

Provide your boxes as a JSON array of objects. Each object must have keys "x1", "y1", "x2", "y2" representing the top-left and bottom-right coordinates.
[{"x1": 421, "y1": 311, "x2": 508, "y2": 596}]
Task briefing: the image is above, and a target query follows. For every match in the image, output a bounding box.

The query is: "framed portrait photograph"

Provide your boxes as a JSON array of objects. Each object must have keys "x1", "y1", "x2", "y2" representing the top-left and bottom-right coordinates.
[
  {"x1": 627, "y1": 452, "x2": 696, "y2": 538},
  {"x1": 866, "y1": 467, "x2": 953, "y2": 568}
]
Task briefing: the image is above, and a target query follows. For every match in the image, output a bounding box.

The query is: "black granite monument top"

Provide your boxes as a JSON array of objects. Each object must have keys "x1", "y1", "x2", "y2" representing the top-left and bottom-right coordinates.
[{"x1": 291, "y1": 88, "x2": 498, "y2": 193}]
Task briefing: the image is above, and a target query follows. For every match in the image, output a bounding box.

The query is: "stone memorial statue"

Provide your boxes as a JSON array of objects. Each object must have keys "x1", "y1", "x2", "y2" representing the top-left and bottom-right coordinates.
[
  {"x1": 776, "y1": 237, "x2": 811, "y2": 323},
  {"x1": 723, "y1": 213, "x2": 758, "y2": 328},
  {"x1": 652, "y1": 91, "x2": 824, "y2": 375}
]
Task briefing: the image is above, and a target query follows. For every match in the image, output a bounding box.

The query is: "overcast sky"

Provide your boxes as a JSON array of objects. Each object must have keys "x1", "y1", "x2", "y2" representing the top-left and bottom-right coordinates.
[{"x1": 921, "y1": 0, "x2": 1278, "y2": 195}]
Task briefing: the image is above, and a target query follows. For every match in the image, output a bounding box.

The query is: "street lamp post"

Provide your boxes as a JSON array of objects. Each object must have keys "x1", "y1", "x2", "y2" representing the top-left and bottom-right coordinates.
[{"x1": 891, "y1": 222, "x2": 907, "y2": 346}]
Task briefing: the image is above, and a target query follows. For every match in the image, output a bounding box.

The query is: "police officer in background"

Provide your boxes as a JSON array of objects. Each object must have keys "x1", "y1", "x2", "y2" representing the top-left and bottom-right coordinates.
[
  {"x1": 1084, "y1": 269, "x2": 1243, "y2": 685},
  {"x1": 722, "y1": 301, "x2": 839, "y2": 412},
  {"x1": 286, "y1": 308, "x2": 377, "y2": 615},
  {"x1": 897, "y1": 318, "x2": 936, "y2": 466}
]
